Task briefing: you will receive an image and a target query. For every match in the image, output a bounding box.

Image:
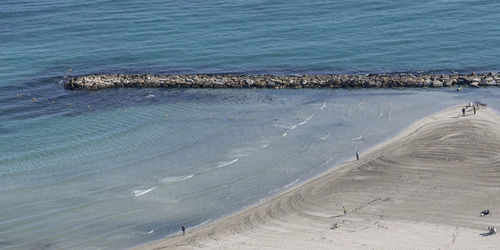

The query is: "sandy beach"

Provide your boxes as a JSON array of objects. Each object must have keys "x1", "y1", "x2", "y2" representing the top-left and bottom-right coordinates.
[{"x1": 139, "y1": 106, "x2": 500, "y2": 249}]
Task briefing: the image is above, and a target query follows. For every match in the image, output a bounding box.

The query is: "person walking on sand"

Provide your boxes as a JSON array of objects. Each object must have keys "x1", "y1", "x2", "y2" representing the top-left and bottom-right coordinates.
[
  {"x1": 343, "y1": 206, "x2": 347, "y2": 215},
  {"x1": 462, "y1": 107, "x2": 465, "y2": 116},
  {"x1": 356, "y1": 151, "x2": 359, "y2": 161},
  {"x1": 181, "y1": 225, "x2": 186, "y2": 235}
]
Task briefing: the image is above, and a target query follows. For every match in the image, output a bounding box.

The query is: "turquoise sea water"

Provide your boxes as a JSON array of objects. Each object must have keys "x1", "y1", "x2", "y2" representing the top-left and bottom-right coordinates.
[{"x1": 2, "y1": 1, "x2": 500, "y2": 249}]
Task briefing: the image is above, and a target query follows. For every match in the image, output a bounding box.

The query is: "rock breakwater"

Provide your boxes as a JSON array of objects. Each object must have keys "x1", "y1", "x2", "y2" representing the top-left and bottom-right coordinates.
[{"x1": 64, "y1": 72, "x2": 500, "y2": 90}]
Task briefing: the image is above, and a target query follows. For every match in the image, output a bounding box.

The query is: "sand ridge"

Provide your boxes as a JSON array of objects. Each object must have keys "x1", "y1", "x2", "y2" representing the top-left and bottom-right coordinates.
[{"x1": 139, "y1": 106, "x2": 500, "y2": 249}]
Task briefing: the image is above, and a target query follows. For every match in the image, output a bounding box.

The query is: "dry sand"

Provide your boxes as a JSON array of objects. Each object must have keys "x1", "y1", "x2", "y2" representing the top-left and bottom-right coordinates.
[{"x1": 139, "y1": 106, "x2": 500, "y2": 249}]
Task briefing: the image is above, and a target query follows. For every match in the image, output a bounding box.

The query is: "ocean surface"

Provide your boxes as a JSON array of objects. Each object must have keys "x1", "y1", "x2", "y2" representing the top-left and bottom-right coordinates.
[{"x1": 2, "y1": 0, "x2": 500, "y2": 249}]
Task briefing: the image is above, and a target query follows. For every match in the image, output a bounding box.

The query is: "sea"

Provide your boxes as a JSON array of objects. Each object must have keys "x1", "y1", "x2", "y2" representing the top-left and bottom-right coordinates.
[{"x1": 1, "y1": 0, "x2": 500, "y2": 249}]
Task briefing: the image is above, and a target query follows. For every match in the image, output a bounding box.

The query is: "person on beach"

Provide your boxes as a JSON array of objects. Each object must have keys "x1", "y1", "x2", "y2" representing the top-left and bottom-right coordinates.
[
  {"x1": 343, "y1": 206, "x2": 347, "y2": 215},
  {"x1": 181, "y1": 225, "x2": 186, "y2": 235},
  {"x1": 356, "y1": 152, "x2": 359, "y2": 161},
  {"x1": 474, "y1": 105, "x2": 477, "y2": 115},
  {"x1": 462, "y1": 107, "x2": 466, "y2": 116},
  {"x1": 481, "y1": 209, "x2": 490, "y2": 217}
]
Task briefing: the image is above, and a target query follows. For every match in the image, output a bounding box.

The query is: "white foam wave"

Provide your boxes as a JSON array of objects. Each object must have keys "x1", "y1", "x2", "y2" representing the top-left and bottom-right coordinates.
[
  {"x1": 197, "y1": 218, "x2": 212, "y2": 227},
  {"x1": 319, "y1": 158, "x2": 334, "y2": 168},
  {"x1": 133, "y1": 187, "x2": 157, "y2": 197},
  {"x1": 159, "y1": 174, "x2": 194, "y2": 184},
  {"x1": 298, "y1": 114, "x2": 314, "y2": 126},
  {"x1": 268, "y1": 187, "x2": 282, "y2": 194},
  {"x1": 261, "y1": 144, "x2": 269, "y2": 148},
  {"x1": 274, "y1": 124, "x2": 296, "y2": 129},
  {"x1": 283, "y1": 178, "x2": 299, "y2": 189},
  {"x1": 353, "y1": 135, "x2": 363, "y2": 141},
  {"x1": 216, "y1": 158, "x2": 238, "y2": 168},
  {"x1": 320, "y1": 102, "x2": 326, "y2": 110},
  {"x1": 320, "y1": 132, "x2": 331, "y2": 140},
  {"x1": 230, "y1": 148, "x2": 253, "y2": 158},
  {"x1": 282, "y1": 132, "x2": 288, "y2": 137}
]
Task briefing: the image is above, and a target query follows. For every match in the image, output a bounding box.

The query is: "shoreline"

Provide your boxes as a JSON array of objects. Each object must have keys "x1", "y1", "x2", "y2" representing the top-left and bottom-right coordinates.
[
  {"x1": 137, "y1": 106, "x2": 500, "y2": 249},
  {"x1": 65, "y1": 72, "x2": 500, "y2": 90}
]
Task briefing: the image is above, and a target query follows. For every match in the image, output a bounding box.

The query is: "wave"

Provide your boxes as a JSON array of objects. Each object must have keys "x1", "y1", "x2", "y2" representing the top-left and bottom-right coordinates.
[
  {"x1": 274, "y1": 124, "x2": 297, "y2": 130},
  {"x1": 230, "y1": 148, "x2": 253, "y2": 158},
  {"x1": 282, "y1": 132, "x2": 288, "y2": 137},
  {"x1": 196, "y1": 218, "x2": 212, "y2": 227},
  {"x1": 353, "y1": 135, "x2": 363, "y2": 141},
  {"x1": 261, "y1": 144, "x2": 269, "y2": 148},
  {"x1": 159, "y1": 174, "x2": 194, "y2": 184},
  {"x1": 268, "y1": 187, "x2": 282, "y2": 194},
  {"x1": 268, "y1": 178, "x2": 300, "y2": 194},
  {"x1": 133, "y1": 187, "x2": 158, "y2": 197},
  {"x1": 215, "y1": 158, "x2": 238, "y2": 168},
  {"x1": 320, "y1": 132, "x2": 331, "y2": 140},
  {"x1": 298, "y1": 114, "x2": 314, "y2": 126},
  {"x1": 283, "y1": 178, "x2": 299, "y2": 189},
  {"x1": 320, "y1": 102, "x2": 326, "y2": 110}
]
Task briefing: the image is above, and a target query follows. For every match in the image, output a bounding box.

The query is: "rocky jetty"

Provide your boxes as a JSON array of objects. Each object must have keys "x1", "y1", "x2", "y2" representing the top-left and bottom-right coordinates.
[{"x1": 64, "y1": 72, "x2": 500, "y2": 90}]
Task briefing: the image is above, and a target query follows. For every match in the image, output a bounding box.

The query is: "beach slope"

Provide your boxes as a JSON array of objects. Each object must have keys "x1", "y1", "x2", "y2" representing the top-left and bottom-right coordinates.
[{"x1": 139, "y1": 106, "x2": 500, "y2": 249}]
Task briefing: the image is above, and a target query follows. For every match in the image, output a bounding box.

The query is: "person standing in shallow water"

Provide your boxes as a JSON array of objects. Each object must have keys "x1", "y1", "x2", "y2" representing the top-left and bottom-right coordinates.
[
  {"x1": 462, "y1": 107, "x2": 466, "y2": 116},
  {"x1": 181, "y1": 225, "x2": 186, "y2": 235},
  {"x1": 474, "y1": 105, "x2": 477, "y2": 115},
  {"x1": 356, "y1": 151, "x2": 359, "y2": 161}
]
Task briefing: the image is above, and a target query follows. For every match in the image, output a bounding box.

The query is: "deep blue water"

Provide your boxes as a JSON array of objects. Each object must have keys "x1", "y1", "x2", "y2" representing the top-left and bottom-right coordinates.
[
  {"x1": 2, "y1": 1, "x2": 500, "y2": 249},
  {"x1": 2, "y1": 0, "x2": 500, "y2": 88}
]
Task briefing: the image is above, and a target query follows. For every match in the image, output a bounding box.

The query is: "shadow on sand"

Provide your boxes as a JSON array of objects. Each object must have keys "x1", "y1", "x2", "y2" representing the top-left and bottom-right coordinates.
[{"x1": 480, "y1": 232, "x2": 495, "y2": 237}]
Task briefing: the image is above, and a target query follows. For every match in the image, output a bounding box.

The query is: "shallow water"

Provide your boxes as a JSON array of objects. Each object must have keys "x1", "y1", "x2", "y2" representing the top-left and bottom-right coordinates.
[{"x1": 2, "y1": 87, "x2": 500, "y2": 249}]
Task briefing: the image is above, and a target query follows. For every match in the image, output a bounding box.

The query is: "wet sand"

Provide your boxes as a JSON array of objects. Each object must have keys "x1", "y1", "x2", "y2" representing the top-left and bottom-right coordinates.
[{"x1": 138, "y1": 106, "x2": 500, "y2": 249}]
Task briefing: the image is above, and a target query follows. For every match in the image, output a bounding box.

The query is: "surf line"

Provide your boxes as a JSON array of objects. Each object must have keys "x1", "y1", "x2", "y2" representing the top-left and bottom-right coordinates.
[
  {"x1": 321, "y1": 132, "x2": 331, "y2": 140},
  {"x1": 134, "y1": 187, "x2": 158, "y2": 197},
  {"x1": 298, "y1": 114, "x2": 314, "y2": 126},
  {"x1": 216, "y1": 158, "x2": 238, "y2": 168},
  {"x1": 320, "y1": 102, "x2": 326, "y2": 110}
]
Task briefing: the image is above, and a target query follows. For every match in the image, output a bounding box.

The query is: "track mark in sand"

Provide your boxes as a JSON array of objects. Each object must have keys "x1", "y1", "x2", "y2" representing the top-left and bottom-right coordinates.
[
  {"x1": 351, "y1": 197, "x2": 391, "y2": 214},
  {"x1": 444, "y1": 226, "x2": 459, "y2": 249},
  {"x1": 187, "y1": 237, "x2": 202, "y2": 248},
  {"x1": 208, "y1": 231, "x2": 222, "y2": 241},
  {"x1": 243, "y1": 215, "x2": 255, "y2": 231}
]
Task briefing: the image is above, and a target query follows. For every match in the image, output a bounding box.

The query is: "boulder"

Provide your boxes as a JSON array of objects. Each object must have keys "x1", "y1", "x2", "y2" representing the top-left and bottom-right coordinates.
[
  {"x1": 432, "y1": 80, "x2": 443, "y2": 87},
  {"x1": 244, "y1": 79, "x2": 254, "y2": 86}
]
